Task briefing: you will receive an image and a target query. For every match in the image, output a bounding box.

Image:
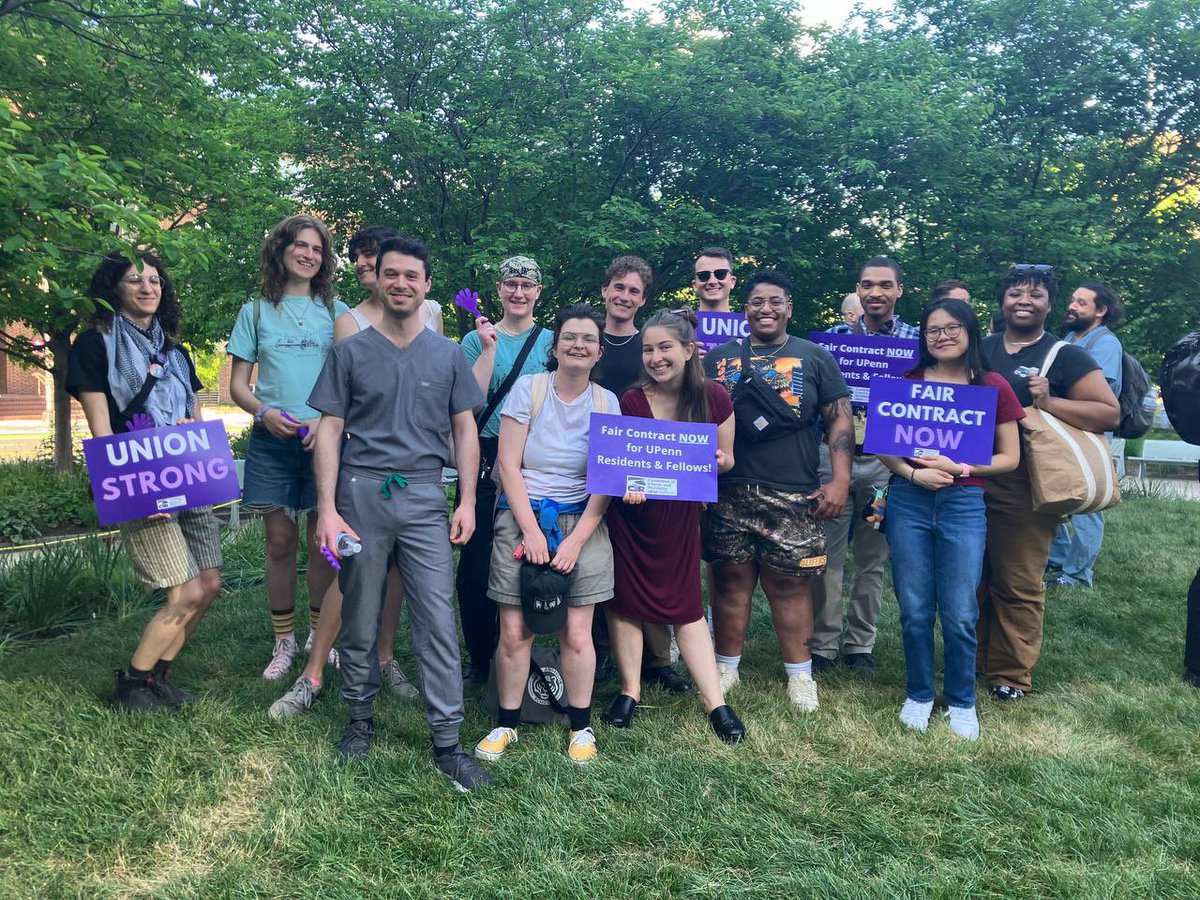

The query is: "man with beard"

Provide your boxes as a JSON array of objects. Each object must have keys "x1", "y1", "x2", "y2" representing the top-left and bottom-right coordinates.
[{"x1": 1046, "y1": 281, "x2": 1126, "y2": 588}]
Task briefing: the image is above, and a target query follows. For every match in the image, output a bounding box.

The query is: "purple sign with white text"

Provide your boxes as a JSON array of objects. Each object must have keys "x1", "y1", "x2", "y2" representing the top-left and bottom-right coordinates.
[
  {"x1": 809, "y1": 333, "x2": 919, "y2": 406},
  {"x1": 697, "y1": 311, "x2": 750, "y2": 351},
  {"x1": 862, "y1": 376, "x2": 999, "y2": 466},
  {"x1": 587, "y1": 413, "x2": 718, "y2": 503},
  {"x1": 82, "y1": 421, "x2": 241, "y2": 525}
]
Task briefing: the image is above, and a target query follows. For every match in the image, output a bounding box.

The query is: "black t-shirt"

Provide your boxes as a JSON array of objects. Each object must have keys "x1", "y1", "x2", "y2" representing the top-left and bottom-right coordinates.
[
  {"x1": 596, "y1": 331, "x2": 645, "y2": 396},
  {"x1": 66, "y1": 328, "x2": 203, "y2": 434},
  {"x1": 981, "y1": 332, "x2": 1100, "y2": 407},
  {"x1": 704, "y1": 335, "x2": 850, "y2": 492}
]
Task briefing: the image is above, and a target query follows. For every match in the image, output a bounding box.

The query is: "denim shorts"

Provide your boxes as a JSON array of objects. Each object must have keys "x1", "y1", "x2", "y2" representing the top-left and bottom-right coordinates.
[{"x1": 241, "y1": 426, "x2": 317, "y2": 514}]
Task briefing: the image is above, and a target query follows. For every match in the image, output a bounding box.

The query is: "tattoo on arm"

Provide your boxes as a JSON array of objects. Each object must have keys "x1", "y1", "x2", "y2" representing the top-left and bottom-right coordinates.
[{"x1": 822, "y1": 397, "x2": 854, "y2": 456}]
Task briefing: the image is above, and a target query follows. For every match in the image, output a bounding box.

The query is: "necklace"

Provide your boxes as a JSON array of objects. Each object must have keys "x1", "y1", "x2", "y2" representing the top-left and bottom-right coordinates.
[
  {"x1": 284, "y1": 296, "x2": 317, "y2": 328},
  {"x1": 1004, "y1": 330, "x2": 1045, "y2": 349},
  {"x1": 749, "y1": 340, "x2": 788, "y2": 360},
  {"x1": 497, "y1": 320, "x2": 531, "y2": 338},
  {"x1": 604, "y1": 331, "x2": 638, "y2": 347}
]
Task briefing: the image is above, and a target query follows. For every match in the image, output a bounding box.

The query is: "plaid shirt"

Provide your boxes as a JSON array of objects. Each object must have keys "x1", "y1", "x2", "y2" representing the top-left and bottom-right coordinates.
[{"x1": 828, "y1": 315, "x2": 920, "y2": 340}]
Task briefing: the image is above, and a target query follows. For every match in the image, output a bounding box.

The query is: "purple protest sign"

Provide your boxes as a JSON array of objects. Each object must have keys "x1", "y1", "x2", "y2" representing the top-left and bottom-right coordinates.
[
  {"x1": 809, "y1": 333, "x2": 919, "y2": 406},
  {"x1": 697, "y1": 311, "x2": 749, "y2": 351},
  {"x1": 587, "y1": 413, "x2": 718, "y2": 502},
  {"x1": 454, "y1": 288, "x2": 481, "y2": 318},
  {"x1": 82, "y1": 421, "x2": 241, "y2": 525},
  {"x1": 862, "y1": 376, "x2": 999, "y2": 465}
]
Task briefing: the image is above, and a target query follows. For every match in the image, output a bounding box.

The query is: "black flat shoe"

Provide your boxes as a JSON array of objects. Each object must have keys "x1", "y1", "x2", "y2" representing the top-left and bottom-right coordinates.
[
  {"x1": 643, "y1": 665, "x2": 693, "y2": 694},
  {"x1": 989, "y1": 684, "x2": 1026, "y2": 703},
  {"x1": 709, "y1": 704, "x2": 745, "y2": 744},
  {"x1": 604, "y1": 694, "x2": 638, "y2": 728}
]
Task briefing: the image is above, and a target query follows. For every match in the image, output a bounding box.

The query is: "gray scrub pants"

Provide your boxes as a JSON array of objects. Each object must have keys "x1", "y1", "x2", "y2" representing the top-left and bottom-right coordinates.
[{"x1": 336, "y1": 466, "x2": 463, "y2": 748}]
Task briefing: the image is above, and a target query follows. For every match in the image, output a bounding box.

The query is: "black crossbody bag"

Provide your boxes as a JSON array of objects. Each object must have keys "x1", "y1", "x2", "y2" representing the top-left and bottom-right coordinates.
[{"x1": 730, "y1": 338, "x2": 805, "y2": 443}]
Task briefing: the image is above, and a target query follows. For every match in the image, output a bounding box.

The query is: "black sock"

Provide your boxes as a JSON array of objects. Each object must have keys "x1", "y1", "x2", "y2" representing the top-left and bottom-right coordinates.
[
  {"x1": 498, "y1": 706, "x2": 521, "y2": 729},
  {"x1": 567, "y1": 705, "x2": 591, "y2": 731},
  {"x1": 433, "y1": 741, "x2": 459, "y2": 757},
  {"x1": 128, "y1": 665, "x2": 153, "y2": 680}
]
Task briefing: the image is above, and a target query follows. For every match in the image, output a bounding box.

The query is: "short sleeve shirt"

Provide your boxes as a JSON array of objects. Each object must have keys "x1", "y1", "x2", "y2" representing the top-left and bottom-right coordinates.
[
  {"x1": 704, "y1": 335, "x2": 850, "y2": 492},
  {"x1": 461, "y1": 325, "x2": 554, "y2": 437},
  {"x1": 501, "y1": 373, "x2": 620, "y2": 504},
  {"x1": 66, "y1": 328, "x2": 202, "y2": 434},
  {"x1": 1069, "y1": 327, "x2": 1123, "y2": 396},
  {"x1": 595, "y1": 331, "x2": 646, "y2": 396},
  {"x1": 308, "y1": 328, "x2": 482, "y2": 474},
  {"x1": 981, "y1": 333, "x2": 1100, "y2": 407},
  {"x1": 227, "y1": 295, "x2": 351, "y2": 421}
]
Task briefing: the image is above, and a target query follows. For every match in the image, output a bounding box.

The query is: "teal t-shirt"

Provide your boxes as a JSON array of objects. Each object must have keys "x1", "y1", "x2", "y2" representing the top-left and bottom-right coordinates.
[
  {"x1": 461, "y1": 324, "x2": 554, "y2": 437},
  {"x1": 227, "y1": 294, "x2": 351, "y2": 420}
]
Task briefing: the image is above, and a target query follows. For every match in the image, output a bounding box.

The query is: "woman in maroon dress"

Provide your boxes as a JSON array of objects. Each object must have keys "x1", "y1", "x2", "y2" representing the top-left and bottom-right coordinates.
[{"x1": 604, "y1": 310, "x2": 745, "y2": 742}]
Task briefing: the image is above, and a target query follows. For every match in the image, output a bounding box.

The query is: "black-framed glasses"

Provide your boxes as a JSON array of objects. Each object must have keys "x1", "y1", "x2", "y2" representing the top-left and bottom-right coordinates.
[
  {"x1": 1011, "y1": 263, "x2": 1054, "y2": 276},
  {"x1": 695, "y1": 268, "x2": 730, "y2": 283},
  {"x1": 925, "y1": 323, "x2": 964, "y2": 341}
]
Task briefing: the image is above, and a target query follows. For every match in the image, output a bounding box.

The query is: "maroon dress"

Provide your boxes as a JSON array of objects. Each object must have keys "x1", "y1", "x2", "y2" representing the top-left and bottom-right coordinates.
[{"x1": 607, "y1": 381, "x2": 733, "y2": 625}]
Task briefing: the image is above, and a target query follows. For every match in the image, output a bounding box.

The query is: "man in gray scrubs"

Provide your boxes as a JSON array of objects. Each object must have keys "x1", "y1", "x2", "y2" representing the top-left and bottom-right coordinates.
[{"x1": 309, "y1": 236, "x2": 493, "y2": 792}]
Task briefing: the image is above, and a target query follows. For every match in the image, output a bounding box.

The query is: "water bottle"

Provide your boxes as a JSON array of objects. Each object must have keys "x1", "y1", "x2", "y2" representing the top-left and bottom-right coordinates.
[{"x1": 336, "y1": 532, "x2": 362, "y2": 557}]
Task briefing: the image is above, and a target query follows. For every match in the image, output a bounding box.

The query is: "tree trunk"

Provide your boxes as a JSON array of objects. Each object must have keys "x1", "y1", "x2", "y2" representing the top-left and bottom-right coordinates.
[{"x1": 48, "y1": 330, "x2": 74, "y2": 474}]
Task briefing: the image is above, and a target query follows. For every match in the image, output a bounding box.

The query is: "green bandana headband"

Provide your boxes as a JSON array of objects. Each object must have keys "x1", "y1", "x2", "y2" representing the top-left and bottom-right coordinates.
[{"x1": 498, "y1": 255, "x2": 542, "y2": 284}]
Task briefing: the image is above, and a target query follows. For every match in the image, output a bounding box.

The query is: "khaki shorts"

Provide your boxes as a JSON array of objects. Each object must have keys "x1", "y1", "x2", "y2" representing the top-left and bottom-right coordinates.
[
  {"x1": 701, "y1": 482, "x2": 827, "y2": 577},
  {"x1": 119, "y1": 506, "x2": 222, "y2": 589},
  {"x1": 488, "y1": 508, "x2": 613, "y2": 606}
]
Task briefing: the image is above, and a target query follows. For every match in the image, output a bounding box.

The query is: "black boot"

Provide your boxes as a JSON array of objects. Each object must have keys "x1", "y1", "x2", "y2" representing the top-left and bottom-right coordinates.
[
  {"x1": 111, "y1": 669, "x2": 175, "y2": 714},
  {"x1": 153, "y1": 662, "x2": 198, "y2": 708}
]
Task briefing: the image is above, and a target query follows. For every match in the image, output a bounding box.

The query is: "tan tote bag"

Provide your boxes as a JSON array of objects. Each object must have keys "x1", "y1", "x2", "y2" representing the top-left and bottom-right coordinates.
[{"x1": 1020, "y1": 341, "x2": 1121, "y2": 516}]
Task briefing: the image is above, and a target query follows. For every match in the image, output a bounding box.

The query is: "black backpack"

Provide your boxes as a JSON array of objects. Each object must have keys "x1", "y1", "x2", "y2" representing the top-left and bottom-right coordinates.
[
  {"x1": 1161, "y1": 330, "x2": 1200, "y2": 445},
  {"x1": 1081, "y1": 330, "x2": 1153, "y2": 439}
]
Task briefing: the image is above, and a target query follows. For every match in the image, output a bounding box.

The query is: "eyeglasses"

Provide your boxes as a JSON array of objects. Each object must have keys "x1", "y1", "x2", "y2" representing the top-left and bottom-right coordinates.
[
  {"x1": 121, "y1": 275, "x2": 163, "y2": 287},
  {"x1": 858, "y1": 279, "x2": 896, "y2": 290},
  {"x1": 695, "y1": 269, "x2": 730, "y2": 283},
  {"x1": 1011, "y1": 263, "x2": 1054, "y2": 276},
  {"x1": 559, "y1": 332, "x2": 599, "y2": 346},
  {"x1": 746, "y1": 297, "x2": 789, "y2": 311},
  {"x1": 501, "y1": 280, "x2": 539, "y2": 293},
  {"x1": 925, "y1": 323, "x2": 964, "y2": 341}
]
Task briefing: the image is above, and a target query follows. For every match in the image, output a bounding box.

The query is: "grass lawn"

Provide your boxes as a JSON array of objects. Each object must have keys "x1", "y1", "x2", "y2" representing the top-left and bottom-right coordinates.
[{"x1": 1, "y1": 497, "x2": 1198, "y2": 898}]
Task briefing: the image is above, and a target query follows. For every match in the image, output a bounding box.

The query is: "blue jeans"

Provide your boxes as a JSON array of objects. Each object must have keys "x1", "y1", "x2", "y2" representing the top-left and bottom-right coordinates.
[
  {"x1": 885, "y1": 480, "x2": 986, "y2": 709},
  {"x1": 1047, "y1": 512, "x2": 1105, "y2": 586}
]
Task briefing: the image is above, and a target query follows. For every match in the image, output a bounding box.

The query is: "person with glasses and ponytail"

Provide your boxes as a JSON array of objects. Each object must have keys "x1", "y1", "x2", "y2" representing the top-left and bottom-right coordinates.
[{"x1": 877, "y1": 298, "x2": 1024, "y2": 740}]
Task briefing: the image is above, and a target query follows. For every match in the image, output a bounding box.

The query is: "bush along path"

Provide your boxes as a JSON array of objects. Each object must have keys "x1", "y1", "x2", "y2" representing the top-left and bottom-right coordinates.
[{"x1": 0, "y1": 498, "x2": 1198, "y2": 897}]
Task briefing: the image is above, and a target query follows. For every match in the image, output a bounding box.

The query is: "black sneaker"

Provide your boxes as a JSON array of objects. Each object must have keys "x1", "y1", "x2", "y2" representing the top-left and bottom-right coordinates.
[
  {"x1": 989, "y1": 684, "x2": 1026, "y2": 703},
  {"x1": 337, "y1": 718, "x2": 375, "y2": 763},
  {"x1": 111, "y1": 669, "x2": 176, "y2": 714},
  {"x1": 843, "y1": 652, "x2": 876, "y2": 679},
  {"x1": 643, "y1": 665, "x2": 693, "y2": 694},
  {"x1": 154, "y1": 666, "x2": 198, "y2": 708},
  {"x1": 434, "y1": 744, "x2": 495, "y2": 793},
  {"x1": 810, "y1": 654, "x2": 839, "y2": 676}
]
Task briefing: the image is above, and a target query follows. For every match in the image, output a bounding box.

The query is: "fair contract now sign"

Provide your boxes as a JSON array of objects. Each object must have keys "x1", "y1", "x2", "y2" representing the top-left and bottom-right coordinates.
[{"x1": 586, "y1": 413, "x2": 718, "y2": 503}]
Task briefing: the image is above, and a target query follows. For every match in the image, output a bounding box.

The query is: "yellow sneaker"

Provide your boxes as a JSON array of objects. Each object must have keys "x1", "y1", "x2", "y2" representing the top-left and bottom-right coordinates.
[
  {"x1": 567, "y1": 727, "x2": 597, "y2": 765},
  {"x1": 474, "y1": 726, "x2": 518, "y2": 761}
]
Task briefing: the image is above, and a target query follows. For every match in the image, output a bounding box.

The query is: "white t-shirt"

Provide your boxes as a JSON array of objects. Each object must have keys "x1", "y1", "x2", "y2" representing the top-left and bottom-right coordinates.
[{"x1": 501, "y1": 372, "x2": 619, "y2": 503}]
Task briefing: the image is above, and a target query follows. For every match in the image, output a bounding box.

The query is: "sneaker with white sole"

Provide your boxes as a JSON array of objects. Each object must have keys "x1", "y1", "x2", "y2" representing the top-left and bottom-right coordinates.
[
  {"x1": 946, "y1": 705, "x2": 980, "y2": 741},
  {"x1": 717, "y1": 663, "x2": 740, "y2": 695},
  {"x1": 787, "y1": 672, "x2": 819, "y2": 712},
  {"x1": 567, "y1": 727, "x2": 598, "y2": 765},
  {"x1": 262, "y1": 636, "x2": 297, "y2": 681},
  {"x1": 269, "y1": 676, "x2": 320, "y2": 719},
  {"x1": 304, "y1": 631, "x2": 340, "y2": 670},
  {"x1": 434, "y1": 745, "x2": 495, "y2": 792},
  {"x1": 899, "y1": 698, "x2": 934, "y2": 732},
  {"x1": 474, "y1": 726, "x2": 518, "y2": 761},
  {"x1": 381, "y1": 658, "x2": 420, "y2": 700}
]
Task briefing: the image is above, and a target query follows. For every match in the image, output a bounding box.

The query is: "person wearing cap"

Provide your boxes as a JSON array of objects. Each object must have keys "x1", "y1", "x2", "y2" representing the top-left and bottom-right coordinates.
[
  {"x1": 456, "y1": 256, "x2": 555, "y2": 688},
  {"x1": 474, "y1": 304, "x2": 620, "y2": 766}
]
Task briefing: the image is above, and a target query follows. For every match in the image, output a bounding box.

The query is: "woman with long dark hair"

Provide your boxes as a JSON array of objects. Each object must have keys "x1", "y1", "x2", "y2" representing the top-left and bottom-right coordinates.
[
  {"x1": 877, "y1": 298, "x2": 1024, "y2": 739},
  {"x1": 67, "y1": 249, "x2": 222, "y2": 712},
  {"x1": 227, "y1": 214, "x2": 350, "y2": 682},
  {"x1": 603, "y1": 310, "x2": 745, "y2": 742}
]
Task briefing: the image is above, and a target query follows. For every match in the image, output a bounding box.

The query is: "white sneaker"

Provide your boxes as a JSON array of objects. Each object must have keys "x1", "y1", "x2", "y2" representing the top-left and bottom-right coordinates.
[
  {"x1": 899, "y1": 698, "x2": 934, "y2": 732},
  {"x1": 262, "y1": 636, "x2": 297, "y2": 681},
  {"x1": 717, "y1": 663, "x2": 740, "y2": 694},
  {"x1": 946, "y1": 705, "x2": 980, "y2": 741},
  {"x1": 787, "y1": 672, "x2": 819, "y2": 712},
  {"x1": 269, "y1": 676, "x2": 320, "y2": 719},
  {"x1": 304, "y1": 631, "x2": 340, "y2": 670},
  {"x1": 382, "y1": 658, "x2": 420, "y2": 700}
]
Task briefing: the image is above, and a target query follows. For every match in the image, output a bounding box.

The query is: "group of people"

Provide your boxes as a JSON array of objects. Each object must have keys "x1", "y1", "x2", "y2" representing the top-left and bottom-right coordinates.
[{"x1": 70, "y1": 214, "x2": 1134, "y2": 793}]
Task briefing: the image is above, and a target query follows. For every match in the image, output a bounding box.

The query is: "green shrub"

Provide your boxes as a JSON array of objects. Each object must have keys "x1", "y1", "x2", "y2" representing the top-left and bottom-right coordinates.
[
  {"x1": 0, "y1": 461, "x2": 98, "y2": 543},
  {"x1": 228, "y1": 424, "x2": 253, "y2": 459}
]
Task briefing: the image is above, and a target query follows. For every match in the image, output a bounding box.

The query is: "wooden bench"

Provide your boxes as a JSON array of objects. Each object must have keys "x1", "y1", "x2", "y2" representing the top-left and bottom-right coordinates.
[{"x1": 1126, "y1": 439, "x2": 1200, "y2": 478}]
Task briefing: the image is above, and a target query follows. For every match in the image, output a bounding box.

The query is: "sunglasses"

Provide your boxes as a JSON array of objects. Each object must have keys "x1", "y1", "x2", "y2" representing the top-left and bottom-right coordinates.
[
  {"x1": 1011, "y1": 263, "x2": 1054, "y2": 276},
  {"x1": 695, "y1": 269, "x2": 730, "y2": 283}
]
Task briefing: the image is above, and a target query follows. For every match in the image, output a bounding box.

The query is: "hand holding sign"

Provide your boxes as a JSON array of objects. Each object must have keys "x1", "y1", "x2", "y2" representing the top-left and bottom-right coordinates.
[
  {"x1": 863, "y1": 377, "x2": 999, "y2": 466},
  {"x1": 454, "y1": 288, "x2": 481, "y2": 318}
]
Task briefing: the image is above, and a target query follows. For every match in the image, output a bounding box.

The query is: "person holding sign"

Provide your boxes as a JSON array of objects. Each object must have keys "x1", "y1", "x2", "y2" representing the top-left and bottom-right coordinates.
[
  {"x1": 67, "y1": 250, "x2": 222, "y2": 713},
  {"x1": 474, "y1": 304, "x2": 619, "y2": 766},
  {"x1": 228, "y1": 215, "x2": 350, "y2": 682},
  {"x1": 603, "y1": 310, "x2": 745, "y2": 742},
  {"x1": 875, "y1": 298, "x2": 1024, "y2": 740},
  {"x1": 703, "y1": 271, "x2": 854, "y2": 712}
]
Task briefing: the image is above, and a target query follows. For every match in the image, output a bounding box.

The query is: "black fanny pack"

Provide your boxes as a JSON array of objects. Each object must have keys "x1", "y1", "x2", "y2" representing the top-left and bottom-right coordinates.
[{"x1": 730, "y1": 339, "x2": 804, "y2": 443}]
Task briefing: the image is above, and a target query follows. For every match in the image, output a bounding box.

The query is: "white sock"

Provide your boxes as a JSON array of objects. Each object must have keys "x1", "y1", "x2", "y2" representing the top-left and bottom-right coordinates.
[
  {"x1": 715, "y1": 653, "x2": 741, "y2": 671},
  {"x1": 784, "y1": 660, "x2": 813, "y2": 679}
]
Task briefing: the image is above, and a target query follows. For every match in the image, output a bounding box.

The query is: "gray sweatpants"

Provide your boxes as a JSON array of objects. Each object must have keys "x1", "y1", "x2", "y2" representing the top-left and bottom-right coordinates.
[{"x1": 336, "y1": 467, "x2": 463, "y2": 747}]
